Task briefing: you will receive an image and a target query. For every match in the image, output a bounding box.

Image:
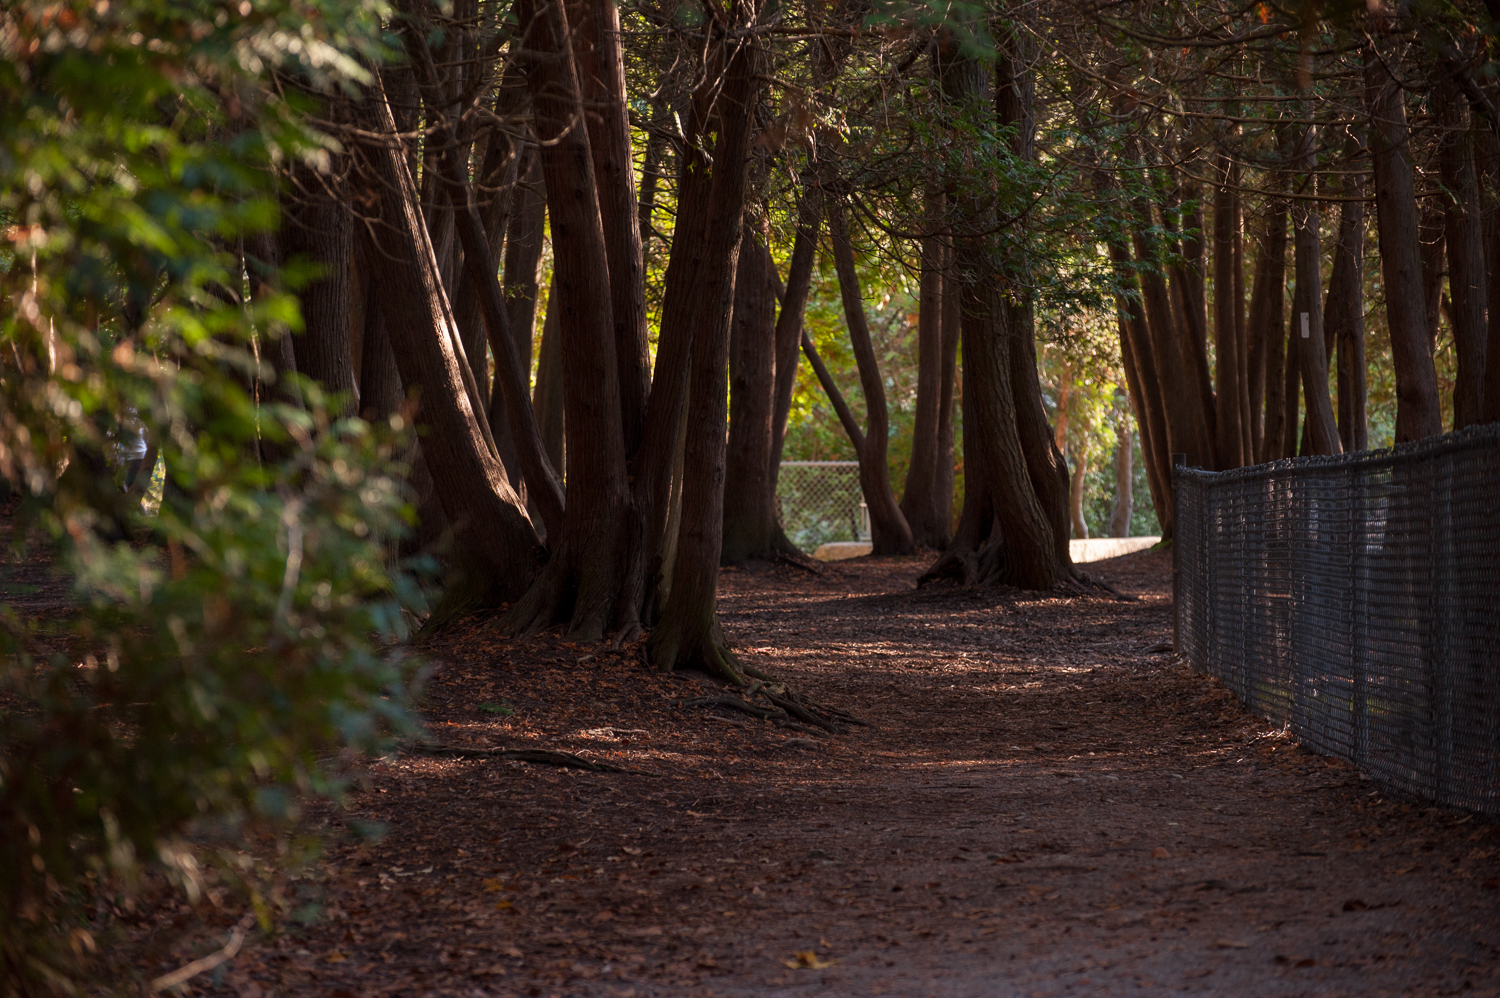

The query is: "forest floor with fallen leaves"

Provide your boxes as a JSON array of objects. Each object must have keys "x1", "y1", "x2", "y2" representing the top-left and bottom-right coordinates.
[{"x1": 173, "y1": 550, "x2": 1498, "y2": 998}]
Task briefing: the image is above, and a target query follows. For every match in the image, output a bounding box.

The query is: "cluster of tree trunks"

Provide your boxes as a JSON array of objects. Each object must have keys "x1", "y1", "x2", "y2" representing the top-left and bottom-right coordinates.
[
  {"x1": 251, "y1": 0, "x2": 1500, "y2": 653},
  {"x1": 245, "y1": 0, "x2": 781, "y2": 678},
  {"x1": 1086, "y1": 13, "x2": 1500, "y2": 544}
]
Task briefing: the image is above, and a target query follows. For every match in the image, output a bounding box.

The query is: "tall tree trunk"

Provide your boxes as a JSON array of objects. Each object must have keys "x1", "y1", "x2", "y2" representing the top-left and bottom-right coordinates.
[
  {"x1": 449, "y1": 97, "x2": 525, "y2": 412},
  {"x1": 280, "y1": 161, "x2": 356, "y2": 414},
  {"x1": 1439, "y1": 80, "x2": 1489, "y2": 429},
  {"x1": 489, "y1": 149, "x2": 547, "y2": 446},
  {"x1": 646, "y1": 23, "x2": 761, "y2": 679},
  {"x1": 900, "y1": 191, "x2": 949, "y2": 548},
  {"x1": 1290, "y1": 123, "x2": 1342, "y2": 456},
  {"x1": 827, "y1": 203, "x2": 914, "y2": 555},
  {"x1": 354, "y1": 234, "x2": 405, "y2": 422},
  {"x1": 1130, "y1": 191, "x2": 1217, "y2": 469},
  {"x1": 405, "y1": 33, "x2": 568, "y2": 542},
  {"x1": 568, "y1": 0, "x2": 649, "y2": 458},
  {"x1": 637, "y1": 108, "x2": 667, "y2": 246},
  {"x1": 1234, "y1": 188, "x2": 1252, "y2": 462},
  {"x1": 1419, "y1": 198, "x2": 1447, "y2": 353},
  {"x1": 721, "y1": 223, "x2": 793, "y2": 563},
  {"x1": 1366, "y1": 36, "x2": 1443, "y2": 441},
  {"x1": 503, "y1": 0, "x2": 632, "y2": 640},
  {"x1": 998, "y1": 30, "x2": 1073, "y2": 574},
  {"x1": 1161, "y1": 171, "x2": 1212, "y2": 417},
  {"x1": 768, "y1": 189, "x2": 822, "y2": 493},
  {"x1": 1213, "y1": 154, "x2": 1246, "y2": 467},
  {"x1": 353, "y1": 83, "x2": 541, "y2": 595},
  {"x1": 934, "y1": 243, "x2": 960, "y2": 541},
  {"x1": 1246, "y1": 203, "x2": 1284, "y2": 460},
  {"x1": 1117, "y1": 306, "x2": 1171, "y2": 539},
  {"x1": 532, "y1": 288, "x2": 564, "y2": 474},
  {"x1": 927, "y1": 35, "x2": 1065, "y2": 589},
  {"x1": 1109, "y1": 405, "x2": 1133, "y2": 538},
  {"x1": 1485, "y1": 127, "x2": 1500, "y2": 423},
  {"x1": 632, "y1": 41, "x2": 738, "y2": 608},
  {"x1": 1257, "y1": 204, "x2": 1291, "y2": 463},
  {"x1": 1103, "y1": 226, "x2": 1173, "y2": 537},
  {"x1": 1068, "y1": 453, "x2": 1087, "y2": 540},
  {"x1": 503, "y1": 151, "x2": 548, "y2": 355},
  {"x1": 1326, "y1": 139, "x2": 1369, "y2": 452},
  {"x1": 1180, "y1": 176, "x2": 1210, "y2": 358}
]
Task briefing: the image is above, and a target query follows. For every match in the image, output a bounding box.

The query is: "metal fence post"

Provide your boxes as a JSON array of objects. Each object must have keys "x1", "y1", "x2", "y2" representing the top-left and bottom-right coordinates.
[{"x1": 1172, "y1": 453, "x2": 1185, "y2": 654}]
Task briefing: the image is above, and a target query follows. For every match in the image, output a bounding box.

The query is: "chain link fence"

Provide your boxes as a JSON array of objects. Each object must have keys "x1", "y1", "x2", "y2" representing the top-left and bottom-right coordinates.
[
  {"x1": 1173, "y1": 424, "x2": 1500, "y2": 816},
  {"x1": 776, "y1": 461, "x2": 869, "y2": 552}
]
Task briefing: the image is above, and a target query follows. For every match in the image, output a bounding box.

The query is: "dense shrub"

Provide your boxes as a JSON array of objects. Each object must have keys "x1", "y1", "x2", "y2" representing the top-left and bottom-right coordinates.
[{"x1": 0, "y1": 0, "x2": 426, "y2": 990}]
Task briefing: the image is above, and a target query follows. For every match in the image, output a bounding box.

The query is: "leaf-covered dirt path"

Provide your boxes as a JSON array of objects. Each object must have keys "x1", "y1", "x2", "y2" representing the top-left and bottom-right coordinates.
[{"x1": 218, "y1": 551, "x2": 1500, "y2": 998}]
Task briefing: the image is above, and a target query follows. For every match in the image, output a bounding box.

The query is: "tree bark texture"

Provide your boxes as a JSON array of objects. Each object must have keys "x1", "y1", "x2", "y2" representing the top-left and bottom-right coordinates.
[
  {"x1": 354, "y1": 233, "x2": 406, "y2": 422},
  {"x1": 721, "y1": 224, "x2": 795, "y2": 563},
  {"x1": 280, "y1": 160, "x2": 356, "y2": 415},
  {"x1": 1485, "y1": 127, "x2": 1500, "y2": 423},
  {"x1": 1439, "y1": 81, "x2": 1489, "y2": 430},
  {"x1": 567, "y1": 0, "x2": 650, "y2": 458},
  {"x1": 1366, "y1": 40, "x2": 1444, "y2": 441},
  {"x1": 1256, "y1": 205, "x2": 1291, "y2": 463},
  {"x1": 768, "y1": 189, "x2": 822, "y2": 495},
  {"x1": 1325, "y1": 144, "x2": 1368, "y2": 453},
  {"x1": 900, "y1": 194, "x2": 949, "y2": 549},
  {"x1": 1290, "y1": 124, "x2": 1342, "y2": 457},
  {"x1": 1109, "y1": 407, "x2": 1133, "y2": 538},
  {"x1": 1212, "y1": 155, "x2": 1246, "y2": 468},
  {"x1": 633, "y1": 41, "x2": 734, "y2": 591},
  {"x1": 925, "y1": 32, "x2": 1069, "y2": 588},
  {"x1": 647, "y1": 25, "x2": 761, "y2": 679},
  {"x1": 1131, "y1": 202, "x2": 1217, "y2": 470},
  {"x1": 1104, "y1": 232, "x2": 1173, "y2": 538},
  {"x1": 828, "y1": 204, "x2": 914, "y2": 556},
  {"x1": 1419, "y1": 198, "x2": 1446, "y2": 352},
  {"x1": 532, "y1": 287, "x2": 564, "y2": 474},
  {"x1": 405, "y1": 34, "x2": 570, "y2": 543},
  {"x1": 504, "y1": 0, "x2": 632, "y2": 639},
  {"x1": 934, "y1": 244, "x2": 960, "y2": 541},
  {"x1": 1068, "y1": 454, "x2": 1088, "y2": 540},
  {"x1": 448, "y1": 89, "x2": 525, "y2": 411},
  {"x1": 1245, "y1": 202, "x2": 1285, "y2": 460},
  {"x1": 489, "y1": 149, "x2": 548, "y2": 450},
  {"x1": 354, "y1": 85, "x2": 541, "y2": 595}
]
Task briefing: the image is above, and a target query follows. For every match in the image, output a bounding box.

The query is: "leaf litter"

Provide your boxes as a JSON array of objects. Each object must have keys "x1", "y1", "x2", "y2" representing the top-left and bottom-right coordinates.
[{"x1": 150, "y1": 550, "x2": 1500, "y2": 997}]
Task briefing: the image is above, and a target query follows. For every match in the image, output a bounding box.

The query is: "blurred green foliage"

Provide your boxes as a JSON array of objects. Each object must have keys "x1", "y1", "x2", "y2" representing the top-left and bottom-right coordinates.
[{"x1": 0, "y1": 0, "x2": 429, "y2": 991}]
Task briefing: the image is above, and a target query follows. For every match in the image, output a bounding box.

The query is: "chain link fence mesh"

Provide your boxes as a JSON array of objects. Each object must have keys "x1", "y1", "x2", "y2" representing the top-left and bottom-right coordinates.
[
  {"x1": 776, "y1": 461, "x2": 868, "y2": 552},
  {"x1": 1174, "y1": 424, "x2": 1500, "y2": 816}
]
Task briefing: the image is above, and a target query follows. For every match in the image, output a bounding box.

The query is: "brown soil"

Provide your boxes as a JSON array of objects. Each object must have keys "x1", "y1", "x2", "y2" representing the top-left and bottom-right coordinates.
[{"x1": 180, "y1": 551, "x2": 1499, "y2": 997}]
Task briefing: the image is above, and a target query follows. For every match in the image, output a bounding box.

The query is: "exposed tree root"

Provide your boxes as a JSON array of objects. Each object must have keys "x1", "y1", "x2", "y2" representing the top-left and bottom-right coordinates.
[
  {"x1": 682, "y1": 669, "x2": 871, "y2": 736},
  {"x1": 773, "y1": 550, "x2": 827, "y2": 575},
  {"x1": 1060, "y1": 567, "x2": 1135, "y2": 601},
  {"x1": 918, "y1": 541, "x2": 1136, "y2": 602},
  {"x1": 917, "y1": 536, "x2": 1006, "y2": 588},
  {"x1": 403, "y1": 742, "x2": 654, "y2": 774},
  {"x1": 646, "y1": 613, "x2": 746, "y2": 685}
]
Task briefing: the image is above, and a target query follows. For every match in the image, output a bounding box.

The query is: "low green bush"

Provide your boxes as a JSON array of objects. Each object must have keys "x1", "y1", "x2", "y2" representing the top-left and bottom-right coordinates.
[{"x1": 0, "y1": 0, "x2": 428, "y2": 991}]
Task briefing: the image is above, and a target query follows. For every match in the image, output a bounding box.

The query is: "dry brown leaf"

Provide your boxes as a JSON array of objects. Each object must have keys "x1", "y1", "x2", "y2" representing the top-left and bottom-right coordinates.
[{"x1": 783, "y1": 951, "x2": 838, "y2": 970}]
